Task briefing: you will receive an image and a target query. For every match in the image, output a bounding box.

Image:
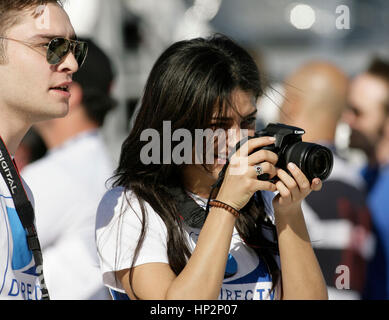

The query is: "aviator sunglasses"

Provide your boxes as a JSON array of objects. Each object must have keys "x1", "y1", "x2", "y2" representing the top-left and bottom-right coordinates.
[{"x1": 0, "y1": 36, "x2": 88, "y2": 68}]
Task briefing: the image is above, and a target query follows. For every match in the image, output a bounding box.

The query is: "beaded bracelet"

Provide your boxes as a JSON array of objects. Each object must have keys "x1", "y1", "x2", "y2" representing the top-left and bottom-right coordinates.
[{"x1": 209, "y1": 200, "x2": 240, "y2": 218}]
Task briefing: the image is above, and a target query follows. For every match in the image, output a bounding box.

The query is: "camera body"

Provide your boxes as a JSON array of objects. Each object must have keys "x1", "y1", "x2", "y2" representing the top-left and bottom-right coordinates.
[{"x1": 234, "y1": 123, "x2": 334, "y2": 182}]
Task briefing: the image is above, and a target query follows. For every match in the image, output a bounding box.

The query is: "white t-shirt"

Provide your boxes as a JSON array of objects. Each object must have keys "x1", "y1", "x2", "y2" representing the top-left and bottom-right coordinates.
[
  {"x1": 0, "y1": 175, "x2": 41, "y2": 300},
  {"x1": 21, "y1": 130, "x2": 114, "y2": 300},
  {"x1": 96, "y1": 187, "x2": 281, "y2": 300}
]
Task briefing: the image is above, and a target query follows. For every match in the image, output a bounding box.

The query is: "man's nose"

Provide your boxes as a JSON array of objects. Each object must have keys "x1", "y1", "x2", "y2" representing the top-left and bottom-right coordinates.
[{"x1": 56, "y1": 51, "x2": 79, "y2": 75}]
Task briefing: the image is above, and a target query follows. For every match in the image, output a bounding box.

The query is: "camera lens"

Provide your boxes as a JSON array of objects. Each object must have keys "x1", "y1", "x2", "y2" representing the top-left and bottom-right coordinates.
[
  {"x1": 305, "y1": 147, "x2": 333, "y2": 181},
  {"x1": 284, "y1": 142, "x2": 333, "y2": 181}
]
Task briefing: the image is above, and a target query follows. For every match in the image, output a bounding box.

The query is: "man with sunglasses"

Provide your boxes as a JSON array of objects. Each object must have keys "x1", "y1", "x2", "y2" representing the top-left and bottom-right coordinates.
[
  {"x1": 0, "y1": 1, "x2": 87, "y2": 300},
  {"x1": 22, "y1": 39, "x2": 116, "y2": 300}
]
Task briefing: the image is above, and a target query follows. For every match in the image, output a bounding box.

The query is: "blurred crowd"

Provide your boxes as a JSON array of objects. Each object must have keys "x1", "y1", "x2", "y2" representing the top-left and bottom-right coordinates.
[{"x1": 13, "y1": 1, "x2": 389, "y2": 300}]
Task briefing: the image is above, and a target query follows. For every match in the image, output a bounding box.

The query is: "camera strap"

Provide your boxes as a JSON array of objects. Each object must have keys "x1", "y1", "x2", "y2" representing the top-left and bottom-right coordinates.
[
  {"x1": 169, "y1": 187, "x2": 208, "y2": 228},
  {"x1": 0, "y1": 136, "x2": 50, "y2": 300}
]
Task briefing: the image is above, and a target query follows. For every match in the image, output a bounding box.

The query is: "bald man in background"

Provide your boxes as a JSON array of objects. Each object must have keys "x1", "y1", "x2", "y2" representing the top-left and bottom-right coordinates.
[{"x1": 280, "y1": 62, "x2": 375, "y2": 299}]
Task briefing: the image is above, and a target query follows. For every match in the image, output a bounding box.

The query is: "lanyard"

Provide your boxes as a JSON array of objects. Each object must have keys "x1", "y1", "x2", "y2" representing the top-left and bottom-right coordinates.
[{"x1": 0, "y1": 136, "x2": 50, "y2": 300}]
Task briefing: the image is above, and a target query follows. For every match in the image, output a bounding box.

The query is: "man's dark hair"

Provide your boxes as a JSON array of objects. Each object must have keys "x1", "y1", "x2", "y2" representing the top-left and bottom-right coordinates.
[
  {"x1": 0, "y1": 0, "x2": 63, "y2": 62},
  {"x1": 367, "y1": 57, "x2": 389, "y2": 115}
]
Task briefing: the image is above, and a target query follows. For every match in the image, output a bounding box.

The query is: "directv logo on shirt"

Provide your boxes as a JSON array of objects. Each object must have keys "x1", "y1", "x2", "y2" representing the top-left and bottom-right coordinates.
[
  {"x1": 0, "y1": 205, "x2": 41, "y2": 300},
  {"x1": 188, "y1": 230, "x2": 279, "y2": 300},
  {"x1": 219, "y1": 253, "x2": 278, "y2": 300}
]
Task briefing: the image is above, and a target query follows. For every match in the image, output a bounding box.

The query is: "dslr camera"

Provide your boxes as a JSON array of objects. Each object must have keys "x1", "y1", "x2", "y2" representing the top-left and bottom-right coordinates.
[{"x1": 233, "y1": 123, "x2": 333, "y2": 182}]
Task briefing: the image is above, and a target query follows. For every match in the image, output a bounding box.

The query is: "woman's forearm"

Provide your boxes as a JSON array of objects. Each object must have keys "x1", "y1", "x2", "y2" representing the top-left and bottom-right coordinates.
[
  {"x1": 166, "y1": 207, "x2": 236, "y2": 299},
  {"x1": 275, "y1": 206, "x2": 328, "y2": 300}
]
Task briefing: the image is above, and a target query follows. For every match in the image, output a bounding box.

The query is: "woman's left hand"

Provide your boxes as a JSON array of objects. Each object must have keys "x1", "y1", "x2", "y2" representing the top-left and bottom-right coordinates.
[
  {"x1": 271, "y1": 162, "x2": 328, "y2": 300},
  {"x1": 272, "y1": 162, "x2": 322, "y2": 215}
]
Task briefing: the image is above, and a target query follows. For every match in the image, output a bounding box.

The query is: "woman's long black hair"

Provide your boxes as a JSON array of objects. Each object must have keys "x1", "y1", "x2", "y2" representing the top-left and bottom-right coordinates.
[{"x1": 112, "y1": 34, "x2": 280, "y2": 298}]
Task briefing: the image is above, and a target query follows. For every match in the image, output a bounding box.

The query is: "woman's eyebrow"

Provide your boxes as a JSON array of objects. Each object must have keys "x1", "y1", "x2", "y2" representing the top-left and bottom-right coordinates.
[
  {"x1": 242, "y1": 109, "x2": 258, "y2": 119},
  {"x1": 212, "y1": 109, "x2": 257, "y2": 122},
  {"x1": 211, "y1": 116, "x2": 232, "y2": 122}
]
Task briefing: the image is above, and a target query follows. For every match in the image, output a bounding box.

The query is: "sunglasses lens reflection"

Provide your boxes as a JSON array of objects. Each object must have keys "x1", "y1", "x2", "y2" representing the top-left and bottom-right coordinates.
[
  {"x1": 75, "y1": 42, "x2": 88, "y2": 68},
  {"x1": 47, "y1": 38, "x2": 69, "y2": 65},
  {"x1": 46, "y1": 38, "x2": 88, "y2": 67}
]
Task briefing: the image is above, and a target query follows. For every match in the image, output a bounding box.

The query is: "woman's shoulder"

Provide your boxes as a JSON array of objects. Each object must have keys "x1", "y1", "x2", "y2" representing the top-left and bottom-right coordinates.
[
  {"x1": 96, "y1": 186, "x2": 129, "y2": 229},
  {"x1": 98, "y1": 186, "x2": 137, "y2": 208},
  {"x1": 95, "y1": 186, "x2": 165, "y2": 232}
]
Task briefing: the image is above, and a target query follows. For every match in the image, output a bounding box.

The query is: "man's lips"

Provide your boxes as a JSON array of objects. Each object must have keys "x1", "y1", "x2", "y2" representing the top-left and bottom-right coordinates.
[
  {"x1": 49, "y1": 81, "x2": 72, "y2": 92},
  {"x1": 49, "y1": 81, "x2": 72, "y2": 97}
]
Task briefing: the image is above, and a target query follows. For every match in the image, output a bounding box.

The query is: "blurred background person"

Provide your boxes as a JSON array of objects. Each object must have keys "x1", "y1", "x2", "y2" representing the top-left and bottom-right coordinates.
[
  {"x1": 279, "y1": 61, "x2": 374, "y2": 299},
  {"x1": 21, "y1": 39, "x2": 117, "y2": 300},
  {"x1": 375, "y1": 118, "x2": 389, "y2": 167},
  {"x1": 343, "y1": 58, "x2": 389, "y2": 191},
  {"x1": 365, "y1": 115, "x2": 389, "y2": 300},
  {"x1": 343, "y1": 58, "x2": 389, "y2": 299}
]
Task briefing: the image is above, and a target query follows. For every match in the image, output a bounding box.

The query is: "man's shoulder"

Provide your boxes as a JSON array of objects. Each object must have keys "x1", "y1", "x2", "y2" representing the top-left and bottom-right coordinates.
[
  {"x1": 21, "y1": 157, "x2": 66, "y2": 195},
  {"x1": 369, "y1": 165, "x2": 389, "y2": 200},
  {"x1": 379, "y1": 165, "x2": 389, "y2": 180},
  {"x1": 21, "y1": 154, "x2": 59, "y2": 178}
]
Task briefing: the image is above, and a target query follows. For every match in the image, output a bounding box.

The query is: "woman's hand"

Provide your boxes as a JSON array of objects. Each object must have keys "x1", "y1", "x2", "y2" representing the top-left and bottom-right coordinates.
[
  {"x1": 271, "y1": 162, "x2": 328, "y2": 300},
  {"x1": 273, "y1": 162, "x2": 322, "y2": 215},
  {"x1": 216, "y1": 136, "x2": 278, "y2": 211}
]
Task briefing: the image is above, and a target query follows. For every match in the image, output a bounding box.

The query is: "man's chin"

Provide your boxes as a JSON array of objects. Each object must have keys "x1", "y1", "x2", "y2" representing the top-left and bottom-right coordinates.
[{"x1": 35, "y1": 103, "x2": 69, "y2": 122}]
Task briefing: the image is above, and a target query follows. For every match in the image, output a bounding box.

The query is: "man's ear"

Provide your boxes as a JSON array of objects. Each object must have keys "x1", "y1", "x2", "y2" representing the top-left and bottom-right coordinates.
[{"x1": 68, "y1": 82, "x2": 83, "y2": 112}]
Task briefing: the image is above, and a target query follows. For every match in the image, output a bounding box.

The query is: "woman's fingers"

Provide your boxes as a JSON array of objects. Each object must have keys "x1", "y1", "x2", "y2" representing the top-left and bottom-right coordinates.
[
  {"x1": 276, "y1": 168, "x2": 298, "y2": 200},
  {"x1": 276, "y1": 163, "x2": 322, "y2": 201},
  {"x1": 248, "y1": 149, "x2": 278, "y2": 166},
  {"x1": 286, "y1": 163, "x2": 322, "y2": 194},
  {"x1": 311, "y1": 178, "x2": 322, "y2": 191},
  {"x1": 228, "y1": 137, "x2": 278, "y2": 179},
  {"x1": 287, "y1": 163, "x2": 311, "y2": 196},
  {"x1": 253, "y1": 179, "x2": 277, "y2": 193},
  {"x1": 275, "y1": 179, "x2": 292, "y2": 201},
  {"x1": 235, "y1": 136, "x2": 276, "y2": 158}
]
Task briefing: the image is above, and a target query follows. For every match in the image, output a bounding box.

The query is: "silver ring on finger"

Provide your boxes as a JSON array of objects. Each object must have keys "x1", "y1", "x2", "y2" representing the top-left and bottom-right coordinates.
[
  {"x1": 254, "y1": 163, "x2": 271, "y2": 181},
  {"x1": 254, "y1": 164, "x2": 263, "y2": 177}
]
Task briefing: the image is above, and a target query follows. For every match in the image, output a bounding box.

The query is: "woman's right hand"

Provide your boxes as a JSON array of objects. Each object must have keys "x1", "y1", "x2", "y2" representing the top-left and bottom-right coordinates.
[{"x1": 215, "y1": 136, "x2": 279, "y2": 211}]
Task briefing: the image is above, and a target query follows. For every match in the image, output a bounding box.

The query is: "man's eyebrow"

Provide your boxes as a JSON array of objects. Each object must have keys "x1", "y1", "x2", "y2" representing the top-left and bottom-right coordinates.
[{"x1": 28, "y1": 34, "x2": 77, "y2": 41}]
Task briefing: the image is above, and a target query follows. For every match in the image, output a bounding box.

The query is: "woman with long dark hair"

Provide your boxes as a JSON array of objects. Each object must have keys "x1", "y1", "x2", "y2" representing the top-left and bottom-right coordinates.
[{"x1": 96, "y1": 34, "x2": 328, "y2": 300}]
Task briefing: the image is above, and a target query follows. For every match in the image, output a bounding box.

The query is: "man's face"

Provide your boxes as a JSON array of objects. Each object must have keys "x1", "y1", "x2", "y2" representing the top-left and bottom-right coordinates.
[
  {"x1": 0, "y1": 3, "x2": 78, "y2": 124},
  {"x1": 344, "y1": 73, "x2": 388, "y2": 151}
]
